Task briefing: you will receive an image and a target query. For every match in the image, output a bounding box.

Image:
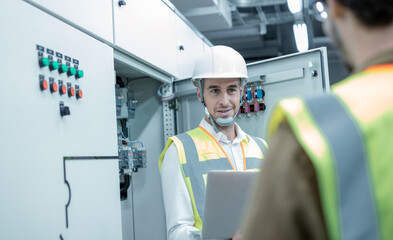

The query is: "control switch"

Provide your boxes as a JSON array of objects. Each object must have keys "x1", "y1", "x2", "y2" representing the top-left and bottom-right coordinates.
[
  {"x1": 67, "y1": 83, "x2": 74, "y2": 97},
  {"x1": 39, "y1": 57, "x2": 50, "y2": 68},
  {"x1": 40, "y1": 79, "x2": 48, "y2": 91},
  {"x1": 76, "y1": 69, "x2": 84, "y2": 79},
  {"x1": 59, "y1": 81, "x2": 66, "y2": 96},
  {"x1": 59, "y1": 64, "x2": 68, "y2": 74},
  {"x1": 68, "y1": 67, "x2": 76, "y2": 76},
  {"x1": 59, "y1": 101, "x2": 70, "y2": 117},
  {"x1": 50, "y1": 78, "x2": 57, "y2": 93},
  {"x1": 49, "y1": 60, "x2": 59, "y2": 71},
  {"x1": 75, "y1": 85, "x2": 82, "y2": 99}
]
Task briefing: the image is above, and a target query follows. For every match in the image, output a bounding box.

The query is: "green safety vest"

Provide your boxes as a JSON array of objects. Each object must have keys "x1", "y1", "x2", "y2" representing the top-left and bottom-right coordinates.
[
  {"x1": 159, "y1": 126, "x2": 267, "y2": 230},
  {"x1": 268, "y1": 63, "x2": 393, "y2": 240}
]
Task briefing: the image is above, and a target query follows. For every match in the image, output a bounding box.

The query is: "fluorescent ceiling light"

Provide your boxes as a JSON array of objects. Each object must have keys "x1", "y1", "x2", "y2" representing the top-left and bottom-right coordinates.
[
  {"x1": 293, "y1": 23, "x2": 309, "y2": 52},
  {"x1": 321, "y1": 11, "x2": 328, "y2": 19},
  {"x1": 287, "y1": 0, "x2": 302, "y2": 14},
  {"x1": 315, "y1": 1, "x2": 324, "y2": 12}
]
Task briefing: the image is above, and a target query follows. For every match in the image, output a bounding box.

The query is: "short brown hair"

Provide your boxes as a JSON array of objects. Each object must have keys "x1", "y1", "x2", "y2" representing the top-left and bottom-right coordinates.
[{"x1": 338, "y1": 0, "x2": 393, "y2": 27}]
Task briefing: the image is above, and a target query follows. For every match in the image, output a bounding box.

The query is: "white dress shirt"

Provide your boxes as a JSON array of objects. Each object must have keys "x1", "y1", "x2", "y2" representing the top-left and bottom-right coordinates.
[{"x1": 160, "y1": 119, "x2": 251, "y2": 240}]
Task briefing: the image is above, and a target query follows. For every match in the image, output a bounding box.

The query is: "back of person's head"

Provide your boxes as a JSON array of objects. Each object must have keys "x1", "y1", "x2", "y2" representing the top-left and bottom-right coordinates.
[{"x1": 337, "y1": 0, "x2": 393, "y2": 27}]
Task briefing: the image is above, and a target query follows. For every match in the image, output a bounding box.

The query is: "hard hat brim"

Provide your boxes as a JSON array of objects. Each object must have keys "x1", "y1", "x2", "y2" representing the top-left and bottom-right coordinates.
[{"x1": 191, "y1": 73, "x2": 248, "y2": 87}]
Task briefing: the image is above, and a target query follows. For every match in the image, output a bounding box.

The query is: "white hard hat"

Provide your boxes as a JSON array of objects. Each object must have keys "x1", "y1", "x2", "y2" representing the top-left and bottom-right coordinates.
[{"x1": 191, "y1": 45, "x2": 248, "y2": 87}]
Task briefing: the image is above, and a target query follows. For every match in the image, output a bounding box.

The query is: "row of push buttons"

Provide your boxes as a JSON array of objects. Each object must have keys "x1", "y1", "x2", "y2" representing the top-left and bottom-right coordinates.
[
  {"x1": 39, "y1": 75, "x2": 82, "y2": 99},
  {"x1": 39, "y1": 57, "x2": 84, "y2": 79}
]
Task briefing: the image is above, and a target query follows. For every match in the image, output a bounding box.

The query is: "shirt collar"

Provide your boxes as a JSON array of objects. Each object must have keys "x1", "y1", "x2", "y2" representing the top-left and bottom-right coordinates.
[{"x1": 199, "y1": 118, "x2": 250, "y2": 144}]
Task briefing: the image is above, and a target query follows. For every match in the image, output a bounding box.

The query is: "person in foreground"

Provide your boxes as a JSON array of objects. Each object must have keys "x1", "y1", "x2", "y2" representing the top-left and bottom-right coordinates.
[
  {"x1": 159, "y1": 45, "x2": 268, "y2": 240},
  {"x1": 240, "y1": 0, "x2": 393, "y2": 239}
]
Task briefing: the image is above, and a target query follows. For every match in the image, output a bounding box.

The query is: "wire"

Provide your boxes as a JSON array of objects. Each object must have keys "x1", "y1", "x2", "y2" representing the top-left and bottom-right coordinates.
[
  {"x1": 130, "y1": 140, "x2": 144, "y2": 148},
  {"x1": 118, "y1": 137, "x2": 132, "y2": 149},
  {"x1": 119, "y1": 132, "x2": 144, "y2": 150}
]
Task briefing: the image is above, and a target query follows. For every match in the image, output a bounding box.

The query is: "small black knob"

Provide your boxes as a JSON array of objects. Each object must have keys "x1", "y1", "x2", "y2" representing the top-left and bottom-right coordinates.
[
  {"x1": 60, "y1": 102, "x2": 71, "y2": 117},
  {"x1": 118, "y1": 0, "x2": 126, "y2": 7}
]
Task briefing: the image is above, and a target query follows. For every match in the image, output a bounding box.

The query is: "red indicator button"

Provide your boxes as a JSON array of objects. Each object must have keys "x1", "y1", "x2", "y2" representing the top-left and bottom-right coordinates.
[
  {"x1": 68, "y1": 87, "x2": 75, "y2": 97},
  {"x1": 40, "y1": 79, "x2": 48, "y2": 90},
  {"x1": 50, "y1": 82, "x2": 58, "y2": 93},
  {"x1": 76, "y1": 89, "x2": 83, "y2": 99},
  {"x1": 60, "y1": 85, "x2": 67, "y2": 95}
]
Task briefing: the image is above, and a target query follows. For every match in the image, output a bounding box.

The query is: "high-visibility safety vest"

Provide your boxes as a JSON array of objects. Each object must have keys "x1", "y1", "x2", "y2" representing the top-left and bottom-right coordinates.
[
  {"x1": 268, "y1": 63, "x2": 393, "y2": 240},
  {"x1": 159, "y1": 126, "x2": 267, "y2": 230}
]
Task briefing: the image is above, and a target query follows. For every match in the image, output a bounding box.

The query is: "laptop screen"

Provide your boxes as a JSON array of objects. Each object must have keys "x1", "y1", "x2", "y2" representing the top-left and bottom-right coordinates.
[{"x1": 202, "y1": 171, "x2": 258, "y2": 239}]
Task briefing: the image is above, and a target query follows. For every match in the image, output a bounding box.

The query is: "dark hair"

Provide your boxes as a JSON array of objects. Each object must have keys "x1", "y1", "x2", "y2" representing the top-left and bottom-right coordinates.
[{"x1": 338, "y1": 0, "x2": 393, "y2": 27}]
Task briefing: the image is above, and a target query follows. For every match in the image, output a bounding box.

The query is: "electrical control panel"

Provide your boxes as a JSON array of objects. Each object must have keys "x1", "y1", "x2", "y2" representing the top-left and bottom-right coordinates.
[
  {"x1": 0, "y1": 1, "x2": 122, "y2": 239},
  {"x1": 238, "y1": 48, "x2": 329, "y2": 139},
  {"x1": 238, "y1": 81, "x2": 266, "y2": 117},
  {"x1": 37, "y1": 44, "x2": 85, "y2": 117}
]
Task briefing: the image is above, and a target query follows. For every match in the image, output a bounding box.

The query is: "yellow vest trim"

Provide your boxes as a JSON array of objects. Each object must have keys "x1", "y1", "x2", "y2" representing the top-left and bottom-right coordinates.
[{"x1": 268, "y1": 97, "x2": 340, "y2": 240}]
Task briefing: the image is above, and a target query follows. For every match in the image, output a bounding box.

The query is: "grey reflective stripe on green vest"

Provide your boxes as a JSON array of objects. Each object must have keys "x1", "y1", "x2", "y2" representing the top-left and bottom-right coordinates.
[
  {"x1": 176, "y1": 132, "x2": 263, "y2": 223},
  {"x1": 304, "y1": 94, "x2": 379, "y2": 240},
  {"x1": 250, "y1": 136, "x2": 267, "y2": 157}
]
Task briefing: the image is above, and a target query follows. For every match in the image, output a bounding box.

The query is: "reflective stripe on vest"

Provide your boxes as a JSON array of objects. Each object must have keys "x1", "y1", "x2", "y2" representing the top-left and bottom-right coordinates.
[
  {"x1": 304, "y1": 94, "x2": 379, "y2": 240},
  {"x1": 161, "y1": 126, "x2": 266, "y2": 230},
  {"x1": 250, "y1": 136, "x2": 268, "y2": 157}
]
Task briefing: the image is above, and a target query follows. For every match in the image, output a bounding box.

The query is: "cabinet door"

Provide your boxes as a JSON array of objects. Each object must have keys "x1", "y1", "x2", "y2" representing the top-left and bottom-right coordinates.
[
  {"x1": 0, "y1": 1, "x2": 121, "y2": 239},
  {"x1": 26, "y1": 0, "x2": 114, "y2": 43},
  {"x1": 174, "y1": 15, "x2": 205, "y2": 79},
  {"x1": 238, "y1": 47, "x2": 330, "y2": 139},
  {"x1": 114, "y1": 0, "x2": 177, "y2": 76}
]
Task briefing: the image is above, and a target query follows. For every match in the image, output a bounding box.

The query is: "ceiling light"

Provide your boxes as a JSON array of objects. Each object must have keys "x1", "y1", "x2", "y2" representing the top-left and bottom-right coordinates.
[
  {"x1": 321, "y1": 11, "x2": 328, "y2": 19},
  {"x1": 287, "y1": 0, "x2": 303, "y2": 14},
  {"x1": 293, "y1": 22, "x2": 309, "y2": 52},
  {"x1": 315, "y1": 1, "x2": 324, "y2": 12}
]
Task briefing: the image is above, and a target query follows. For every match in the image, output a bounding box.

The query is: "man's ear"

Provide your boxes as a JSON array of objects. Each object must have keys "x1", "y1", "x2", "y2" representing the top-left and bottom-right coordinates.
[
  {"x1": 197, "y1": 87, "x2": 202, "y2": 102},
  {"x1": 327, "y1": 0, "x2": 347, "y2": 19}
]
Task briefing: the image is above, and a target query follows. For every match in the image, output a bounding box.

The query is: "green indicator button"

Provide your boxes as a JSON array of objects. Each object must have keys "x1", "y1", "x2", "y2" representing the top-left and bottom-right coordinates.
[
  {"x1": 39, "y1": 58, "x2": 50, "y2": 67},
  {"x1": 60, "y1": 64, "x2": 68, "y2": 73},
  {"x1": 76, "y1": 70, "x2": 84, "y2": 79},
  {"x1": 50, "y1": 61, "x2": 59, "y2": 70},
  {"x1": 68, "y1": 67, "x2": 76, "y2": 76}
]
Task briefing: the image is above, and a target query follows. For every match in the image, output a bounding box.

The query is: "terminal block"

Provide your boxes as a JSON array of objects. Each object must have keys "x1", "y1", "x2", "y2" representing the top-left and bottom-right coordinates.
[{"x1": 118, "y1": 144, "x2": 147, "y2": 173}]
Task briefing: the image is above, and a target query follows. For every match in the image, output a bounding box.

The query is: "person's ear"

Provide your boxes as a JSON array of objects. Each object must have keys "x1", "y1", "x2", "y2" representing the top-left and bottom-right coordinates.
[{"x1": 197, "y1": 87, "x2": 202, "y2": 102}]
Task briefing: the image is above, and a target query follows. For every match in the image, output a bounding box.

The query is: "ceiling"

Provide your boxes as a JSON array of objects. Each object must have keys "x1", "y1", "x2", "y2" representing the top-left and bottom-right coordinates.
[{"x1": 169, "y1": 0, "x2": 334, "y2": 62}]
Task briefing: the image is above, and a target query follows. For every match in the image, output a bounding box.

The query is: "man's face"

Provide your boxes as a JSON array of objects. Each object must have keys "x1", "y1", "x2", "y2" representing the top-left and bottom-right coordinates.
[{"x1": 198, "y1": 78, "x2": 242, "y2": 120}]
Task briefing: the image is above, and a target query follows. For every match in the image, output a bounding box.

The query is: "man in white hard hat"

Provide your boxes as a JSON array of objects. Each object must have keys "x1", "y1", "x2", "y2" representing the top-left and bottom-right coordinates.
[{"x1": 158, "y1": 45, "x2": 268, "y2": 240}]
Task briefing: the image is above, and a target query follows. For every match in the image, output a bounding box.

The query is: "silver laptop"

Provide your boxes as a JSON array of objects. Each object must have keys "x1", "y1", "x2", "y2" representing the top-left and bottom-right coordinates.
[{"x1": 202, "y1": 171, "x2": 258, "y2": 239}]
